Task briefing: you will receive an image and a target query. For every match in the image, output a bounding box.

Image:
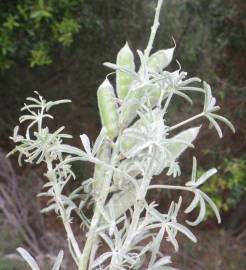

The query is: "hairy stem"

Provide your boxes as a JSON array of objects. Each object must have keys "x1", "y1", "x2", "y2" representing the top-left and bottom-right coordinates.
[
  {"x1": 168, "y1": 112, "x2": 204, "y2": 131},
  {"x1": 144, "y1": 0, "x2": 164, "y2": 58},
  {"x1": 46, "y1": 158, "x2": 81, "y2": 263},
  {"x1": 148, "y1": 184, "x2": 192, "y2": 192},
  {"x1": 121, "y1": 146, "x2": 156, "y2": 253},
  {"x1": 79, "y1": 141, "x2": 120, "y2": 270}
]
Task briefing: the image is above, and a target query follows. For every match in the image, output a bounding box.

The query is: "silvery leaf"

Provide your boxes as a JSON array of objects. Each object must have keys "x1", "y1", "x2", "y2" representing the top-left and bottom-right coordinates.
[
  {"x1": 80, "y1": 134, "x2": 92, "y2": 155},
  {"x1": 199, "y1": 190, "x2": 221, "y2": 223},
  {"x1": 52, "y1": 250, "x2": 64, "y2": 270},
  {"x1": 166, "y1": 226, "x2": 179, "y2": 251},
  {"x1": 166, "y1": 126, "x2": 200, "y2": 159},
  {"x1": 17, "y1": 248, "x2": 40, "y2": 270},
  {"x1": 186, "y1": 195, "x2": 206, "y2": 226},
  {"x1": 185, "y1": 192, "x2": 200, "y2": 214},
  {"x1": 92, "y1": 128, "x2": 106, "y2": 156},
  {"x1": 92, "y1": 252, "x2": 112, "y2": 268},
  {"x1": 98, "y1": 232, "x2": 115, "y2": 255},
  {"x1": 169, "y1": 222, "x2": 197, "y2": 243},
  {"x1": 195, "y1": 168, "x2": 217, "y2": 187},
  {"x1": 173, "y1": 90, "x2": 193, "y2": 104},
  {"x1": 211, "y1": 113, "x2": 235, "y2": 133},
  {"x1": 40, "y1": 203, "x2": 57, "y2": 214},
  {"x1": 151, "y1": 256, "x2": 172, "y2": 268},
  {"x1": 206, "y1": 115, "x2": 223, "y2": 138}
]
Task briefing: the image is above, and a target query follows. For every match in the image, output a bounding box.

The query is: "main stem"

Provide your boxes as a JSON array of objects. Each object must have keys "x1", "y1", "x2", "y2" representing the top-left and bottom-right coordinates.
[
  {"x1": 144, "y1": 0, "x2": 164, "y2": 58},
  {"x1": 121, "y1": 146, "x2": 156, "y2": 252},
  {"x1": 78, "y1": 141, "x2": 120, "y2": 270},
  {"x1": 79, "y1": 1, "x2": 165, "y2": 268}
]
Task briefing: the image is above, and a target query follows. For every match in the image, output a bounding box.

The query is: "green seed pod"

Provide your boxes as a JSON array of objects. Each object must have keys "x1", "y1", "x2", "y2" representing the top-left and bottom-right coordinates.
[
  {"x1": 120, "y1": 108, "x2": 163, "y2": 154},
  {"x1": 93, "y1": 141, "x2": 111, "y2": 195},
  {"x1": 116, "y1": 42, "x2": 135, "y2": 100},
  {"x1": 120, "y1": 83, "x2": 162, "y2": 128},
  {"x1": 97, "y1": 79, "x2": 119, "y2": 139},
  {"x1": 147, "y1": 47, "x2": 175, "y2": 73},
  {"x1": 120, "y1": 117, "x2": 143, "y2": 154},
  {"x1": 105, "y1": 184, "x2": 136, "y2": 221}
]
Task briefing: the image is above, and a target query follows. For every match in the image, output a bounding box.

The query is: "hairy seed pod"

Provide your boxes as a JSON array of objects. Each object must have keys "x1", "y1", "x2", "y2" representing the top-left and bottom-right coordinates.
[
  {"x1": 120, "y1": 108, "x2": 164, "y2": 154},
  {"x1": 120, "y1": 118, "x2": 143, "y2": 154},
  {"x1": 147, "y1": 47, "x2": 175, "y2": 73},
  {"x1": 93, "y1": 141, "x2": 111, "y2": 195},
  {"x1": 120, "y1": 83, "x2": 163, "y2": 128},
  {"x1": 97, "y1": 79, "x2": 119, "y2": 139},
  {"x1": 116, "y1": 42, "x2": 135, "y2": 100},
  {"x1": 104, "y1": 184, "x2": 136, "y2": 223}
]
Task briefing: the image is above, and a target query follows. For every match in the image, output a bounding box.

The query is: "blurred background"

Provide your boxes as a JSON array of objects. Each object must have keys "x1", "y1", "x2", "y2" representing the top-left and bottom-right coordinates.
[{"x1": 0, "y1": 0, "x2": 245, "y2": 269}]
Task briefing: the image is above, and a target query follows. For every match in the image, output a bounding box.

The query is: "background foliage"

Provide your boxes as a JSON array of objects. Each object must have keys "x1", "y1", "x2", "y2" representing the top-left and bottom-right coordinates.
[{"x1": 0, "y1": 0, "x2": 245, "y2": 269}]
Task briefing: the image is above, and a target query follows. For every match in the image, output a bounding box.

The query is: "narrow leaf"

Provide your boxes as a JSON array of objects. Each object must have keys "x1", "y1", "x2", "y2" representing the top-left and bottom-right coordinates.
[
  {"x1": 92, "y1": 252, "x2": 112, "y2": 268},
  {"x1": 170, "y1": 222, "x2": 197, "y2": 243},
  {"x1": 195, "y1": 168, "x2": 217, "y2": 187},
  {"x1": 185, "y1": 192, "x2": 200, "y2": 214},
  {"x1": 80, "y1": 134, "x2": 92, "y2": 155},
  {"x1": 186, "y1": 196, "x2": 206, "y2": 226},
  {"x1": 52, "y1": 250, "x2": 64, "y2": 270},
  {"x1": 200, "y1": 190, "x2": 221, "y2": 224},
  {"x1": 17, "y1": 248, "x2": 40, "y2": 270}
]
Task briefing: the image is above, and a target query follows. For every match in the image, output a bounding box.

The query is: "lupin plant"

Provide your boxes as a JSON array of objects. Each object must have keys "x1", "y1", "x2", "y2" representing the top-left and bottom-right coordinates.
[{"x1": 9, "y1": 0, "x2": 235, "y2": 269}]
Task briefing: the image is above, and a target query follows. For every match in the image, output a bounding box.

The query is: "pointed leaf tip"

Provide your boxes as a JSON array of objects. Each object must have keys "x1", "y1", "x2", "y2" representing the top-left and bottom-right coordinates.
[
  {"x1": 80, "y1": 134, "x2": 91, "y2": 155},
  {"x1": 17, "y1": 247, "x2": 40, "y2": 270}
]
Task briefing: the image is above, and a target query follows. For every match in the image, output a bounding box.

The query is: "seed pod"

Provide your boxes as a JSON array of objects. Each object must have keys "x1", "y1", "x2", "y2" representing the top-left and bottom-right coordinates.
[
  {"x1": 120, "y1": 83, "x2": 163, "y2": 128},
  {"x1": 93, "y1": 141, "x2": 111, "y2": 195},
  {"x1": 166, "y1": 126, "x2": 200, "y2": 159},
  {"x1": 120, "y1": 108, "x2": 163, "y2": 154},
  {"x1": 97, "y1": 79, "x2": 119, "y2": 139},
  {"x1": 103, "y1": 184, "x2": 136, "y2": 223},
  {"x1": 116, "y1": 42, "x2": 135, "y2": 100},
  {"x1": 147, "y1": 47, "x2": 175, "y2": 73}
]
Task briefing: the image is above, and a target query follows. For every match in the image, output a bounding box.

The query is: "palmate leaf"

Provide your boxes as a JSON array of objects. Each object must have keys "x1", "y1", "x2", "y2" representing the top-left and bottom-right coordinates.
[
  {"x1": 202, "y1": 81, "x2": 235, "y2": 138},
  {"x1": 185, "y1": 158, "x2": 221, "y2": 225}
]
